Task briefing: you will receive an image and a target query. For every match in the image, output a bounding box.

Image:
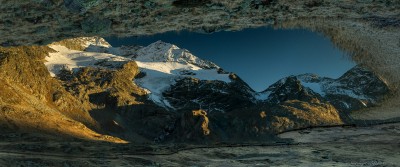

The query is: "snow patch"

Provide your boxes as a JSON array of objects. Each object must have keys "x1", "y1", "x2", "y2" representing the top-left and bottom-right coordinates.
[
  {"x1": 301, "y1": 82, "x2": 325, "y2": 96},
  {"x1": 45, "y1": 45, "x2": 129, "y2": 76},
  {"x1": 255, "y1": 91, "x2": 271, "y2": 101},
  {"x1": 134, "y1": 61, "x2": 231, "y2": 107},
  {"x1": 342, "y1": 101, "x2": 350, "y2": 109}
]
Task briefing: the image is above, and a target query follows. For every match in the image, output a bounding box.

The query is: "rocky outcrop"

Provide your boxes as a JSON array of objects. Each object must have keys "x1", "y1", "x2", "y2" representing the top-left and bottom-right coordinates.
[
  {"x1": 163, "y1": 74, "x2": 255, "y2": 113},
  {"x1": 260, "y1": 76, "x2": 324, "y2": 104},
  {"x1": 325, "y1": 66, "x2": 390, "y2": 112},
  {"x1": 57, "y1": 61, "x2": 146, "y2": 109},
  {"x1": 0, "y1": 46, "x2": 93, "y2": 125},
  {"x1": 0, "y1": 46, "x2": 125, "y2": 142},
  {"x1": 192, "y1": 109, "x2": 210, "y2": 136},
  {"x1": 57, "y1": 60, "x2": 177, "y2": 142},
  {"x1": 268, "y1": 100, "x2": 343, "y2": 133}
]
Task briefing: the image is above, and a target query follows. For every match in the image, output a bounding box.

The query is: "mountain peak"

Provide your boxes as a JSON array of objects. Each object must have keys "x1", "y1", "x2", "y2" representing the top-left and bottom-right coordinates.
[
  {"x1": 147, "y1": 40, "x2": 178, "y2": 50},
  {"x1": 136, "y1": 41, "x2": 219, "y2": 69},
  {"x1": 258, "y1": 76, "x2": 322, "y2": 104},
  {"x1": 296, "y1": 73, "x2": 322, "y2": 82},
  {"x1": 338, "y1": 65, "x2": 372, "y2": 80}
]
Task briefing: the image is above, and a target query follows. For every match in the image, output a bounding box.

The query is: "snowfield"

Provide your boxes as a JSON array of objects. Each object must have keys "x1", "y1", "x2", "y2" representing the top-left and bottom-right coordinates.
[{"x1": 45, "y1": 45, "x2": 130, "y2": 77}]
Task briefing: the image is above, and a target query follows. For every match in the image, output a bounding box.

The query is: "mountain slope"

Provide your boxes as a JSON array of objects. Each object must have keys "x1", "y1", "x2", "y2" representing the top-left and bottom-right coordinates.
[{"x1": 0, "y1": 45, "x2": 125, "y2": 143}]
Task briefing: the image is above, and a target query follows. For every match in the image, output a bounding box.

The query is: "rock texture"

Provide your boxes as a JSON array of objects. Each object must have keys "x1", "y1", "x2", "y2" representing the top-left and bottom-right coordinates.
[
  {"x1": 0, "y1": 1, "x2": 399, "y2": 46},
  {"x1": 0, "y1": 37, "x2": 394, "y2": 144},
  {"x1": 163, "y1": 75, "x2": 255, "y2": 113},
  {"x1": 0, "y1": 45, "x2": 125, "y2": 143}
]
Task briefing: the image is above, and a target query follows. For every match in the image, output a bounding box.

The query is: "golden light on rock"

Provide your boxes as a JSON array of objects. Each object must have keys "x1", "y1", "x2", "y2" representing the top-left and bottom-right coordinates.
[
  {"x1": 192, "y1": 109, "x2": 210, "y2": 136},
  {"x1": 260, "y1": 111, "x2": 267, "y2": 118}
]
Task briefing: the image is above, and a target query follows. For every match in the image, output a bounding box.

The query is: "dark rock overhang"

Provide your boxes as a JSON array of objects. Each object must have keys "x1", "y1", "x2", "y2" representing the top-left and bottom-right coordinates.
[{"x1": 1, "y1": 0, "x2": 399, "y2": 86}]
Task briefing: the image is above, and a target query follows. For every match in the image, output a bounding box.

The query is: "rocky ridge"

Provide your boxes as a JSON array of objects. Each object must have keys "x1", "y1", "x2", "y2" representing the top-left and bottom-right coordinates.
[{"x1": 259, "y1": 66, "x2": 390, "y2": 113}]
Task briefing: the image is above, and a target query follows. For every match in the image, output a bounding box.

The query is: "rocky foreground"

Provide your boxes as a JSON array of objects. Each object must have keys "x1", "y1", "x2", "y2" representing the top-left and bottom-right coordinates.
[{"x1": 0, "y1": 122, "x2": 398, "y2": 166}]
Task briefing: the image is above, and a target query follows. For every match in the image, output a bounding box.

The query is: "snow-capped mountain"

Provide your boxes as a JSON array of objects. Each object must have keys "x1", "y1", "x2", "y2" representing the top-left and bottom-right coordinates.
[
  {"x1": 257, "y1": 66, "x2": 390, "y2": 112},
  {"x1": 135, "y1": 41, "x2": 220, "y2": 69},
  {"x1": 133, "y1": 41, "x2": 232, "y2": 108},
  {"x1": 256, "y1": 76, "x2": 324, "y2": 104},
  {"x1": 45, "y1": 39, "x2": 232, "y2": 109}
]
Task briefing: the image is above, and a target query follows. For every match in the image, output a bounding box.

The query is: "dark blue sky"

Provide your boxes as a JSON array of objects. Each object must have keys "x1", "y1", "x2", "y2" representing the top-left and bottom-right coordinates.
[{"x1": 105, "y1": 27, "x2": 355, "y2": 92}]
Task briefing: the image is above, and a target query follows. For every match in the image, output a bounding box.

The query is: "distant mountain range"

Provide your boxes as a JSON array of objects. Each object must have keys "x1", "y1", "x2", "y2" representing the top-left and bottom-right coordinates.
[{"x1": 8, "y1": 37, "x2": 389, "y2": 142}]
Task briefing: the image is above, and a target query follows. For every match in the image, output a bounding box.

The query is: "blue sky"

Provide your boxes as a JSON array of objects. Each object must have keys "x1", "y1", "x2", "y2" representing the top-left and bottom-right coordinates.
[{"x1": 106, "y1": 27, "x2": 355, "y2": 92}]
